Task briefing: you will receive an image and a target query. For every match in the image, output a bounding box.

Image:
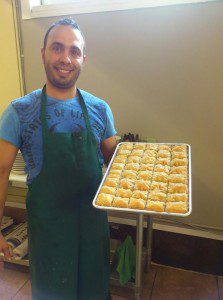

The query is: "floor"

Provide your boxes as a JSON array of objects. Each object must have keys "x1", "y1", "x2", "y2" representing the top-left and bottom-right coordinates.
[{"x1": 0, "y1": 263, "x2": 222, "y2": 300}]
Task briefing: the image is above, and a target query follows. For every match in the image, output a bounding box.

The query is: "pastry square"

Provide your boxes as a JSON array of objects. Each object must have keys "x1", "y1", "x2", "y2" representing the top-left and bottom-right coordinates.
[
  {"x1": 116, "y1": 188, "x2": 132, "y2": 198},
  {"x1": 127, "y1": 155, "x2": 141, "y2": 163},
  {"x1": 144, "y1": 150, "x2": 157, "y2": 157},
  {"x1": 170, "y1": 166, "x2": 187, "y2": 175},
  {"x1": 131, "y1": 150, "x2": 144, "y2": 157},
  {"x1": 119, "y1": 179, "x2": 135, "y2": 190},
  {"x1": 140, "y1": 164, "x2": 154, "y2": 171},
  {"x1": 112, "y1": 197, "x2": 129, "y2": 208},
  {"x1": 124, "y1": 163, "x2": 140, "y2": 172},
  {"x1": 166, "y1": 193, "x2": 188, "y2": 202},
  {"x1": 172, "y1": 152, "x2": 187, "y2": 159},
  {"x1": 148, "y1": 190, "x2": 166, "y2": 202},
  {"x1": 122, "y1": 170, "x2": 138, "y2": 179},
  {"x1": 157, "y1": 150, "x2": 171, "y2": 158},
  {"x1": 138, "y1": 171, "x2": 153, "y2": 181},
  {"x1": 96, "y1": 194, "x2": 114, "y2": 207},
  {"x1": 146, "y1": 201, "x2": 165, "y2": 212},
  {"x1": 117, "y1": 149, "x2": 131, "y2": 155},
  {"x1": 168, "y1": 174, "x2": 188, "y2": 184},
  {"x1": 108, "y1": 169, "x2": 122, "y2": 179},
  {"x1": 154, "y1": 164, "x2": 170, "y2": 174},
  {"x1": 141, "y1": 156, "x2": 156, "y2": 164},
  {"x1": 132, "y1": 190, "x2": 148, "y2": 201},
  {"x1": 165, "y1": 202, "x2": 188, "y2": 213},
  {"x1": 152, "y1": 172, "x2": 168, "y2": 183},
  {"x1": 146, "y1": 144, "x2": 158, "y2": 151},
  {"x1": 119, "y1": 143, "x2": 133, "y2": 151},
  {"x1": 104, "y1": 178, "x2": 119, "y2": 188},
  {"x1": 128, "y1": 198, "x2": 146, "y2": 210},
  {"x1": 172, "y1": 145, "x2": 187, "y2": 152},
  {"x1": 134, "y1": 180, "x2": 150, "y2": 191},
  {"x1": 158, "y1": 145, "x2": 171, "y2": 151},
  {"x1": 150, "y1": 181, "x2": 168, "y2": 193},
  {"x1": 133, "y1": 143, "x2": 146, "y2": 150},
  {"x1": 168, "y1": 183, "x2": 188, "y2": 194},
  {"x1": 100, "y1": 186, "x2": 116, "y2": 195},
  {"x1": 171, "y1": 158, "x2": 188, "y2": 167},
  {"x1": 156, "y1": 158, "x2": 171, "y2": 166},
  {"x1": 113, "y1": 155, "x2": 127, "y2": 163},
  {"x1": 110, "y1": 163, "x2": 125, "y2": 170}
]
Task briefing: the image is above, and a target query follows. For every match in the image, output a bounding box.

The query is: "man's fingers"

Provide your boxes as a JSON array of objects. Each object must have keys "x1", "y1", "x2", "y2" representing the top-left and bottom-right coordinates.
[{"x1": 2, "y1": 244, "x2": 12, "y2": 260}]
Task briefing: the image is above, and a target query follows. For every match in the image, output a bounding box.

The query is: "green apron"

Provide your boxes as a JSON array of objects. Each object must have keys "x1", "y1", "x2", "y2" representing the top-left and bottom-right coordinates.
[{"x1": 26, "y1": 86, "x2": 110, "y2": 300}]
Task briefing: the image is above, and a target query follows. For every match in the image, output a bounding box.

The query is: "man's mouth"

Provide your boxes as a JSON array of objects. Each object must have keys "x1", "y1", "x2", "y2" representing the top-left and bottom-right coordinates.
[{"x1": 55, "y1": 67, "x2": 73, "y2": 74}]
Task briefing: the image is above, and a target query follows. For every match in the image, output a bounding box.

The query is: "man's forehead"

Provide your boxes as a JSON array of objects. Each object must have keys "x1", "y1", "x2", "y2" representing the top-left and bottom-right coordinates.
[{"x1": 47, "y1": 25, "x2": 84, "y2": 47}]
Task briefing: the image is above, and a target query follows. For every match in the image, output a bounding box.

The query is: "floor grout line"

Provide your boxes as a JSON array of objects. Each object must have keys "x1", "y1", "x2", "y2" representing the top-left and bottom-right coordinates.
[
  {"x1": 217, "y1": 276, "x2": 221, "y2": 300},
  {"x1": 10, "y1": 278, "x2": 30, "y2": 300},
  {"x1": 149, "y1": 269, "x2": 157, "y2": 300}
]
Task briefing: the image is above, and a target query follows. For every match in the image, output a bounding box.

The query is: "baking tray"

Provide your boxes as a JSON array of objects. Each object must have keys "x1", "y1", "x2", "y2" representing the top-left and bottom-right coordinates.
[{"x1": 93, "y1": 142, "x2": 192, "y2": 217}]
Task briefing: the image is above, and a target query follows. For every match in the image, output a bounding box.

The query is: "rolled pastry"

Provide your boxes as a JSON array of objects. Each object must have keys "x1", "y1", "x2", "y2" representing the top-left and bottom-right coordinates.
[
  {"x1": 96, "y1": 194, "x2": 114, "y2": 206},
  {"x1": 146, "y1": 144, "x2": 158, "y2": 151},
  {"x1": 150, "y1": 181, "x2": 168, "y2": 193},
  {"x1": 116, "y1": 188, "x2": 132, "y2": 198},
  {"x1": 104, "y1": 178, "x2": 119, "y2": 188},
  {"x1": 158, "y1": 145, "x2": 171, "y2": 151},
  {"x1": 141, "y1": 156, "x2": 156, "y2": 164},
  {"x1": 124, "y1": 163, "x2": 140, "y2": 171},
  {"x1": 156, "y1": 158, "x2": 171, "y2": 166},
  {"x1": 171, "y1": 158, "x2": 188, "y2": 167},
  {"x1": 166, "y1": 193, "x2": 188, "y2": 202},
  {"x1": 166, "y1": 202, "x2": 188, "y2": 213},
  {"x1": 168, "y1": 183, "x2": 188, "y2": 194},
  {"x1": 110, "y1": 163, "x2": 125, "y2": 170},
  {"x1": 148, "y1": 190, "x2": 166, "y2": 202},
  {"x1": 144, "y1": 150, "x2": 156, "y2": 157},
  {"x1": 100, "y1": 186, "x2": 116, "y2": 195},
  {"x1": 154, "y1": 164, "x2": 170, "y2": 174},
  {"x1": 170, "y1": 166, "x2": 187, "y2": 175},
  {"x1": 132, "y1": 190, "x2": 148, "y2": 201},
  {"x1": 119, "y1": 143, "x2": 133, "y2": 151},
  {"x1": 138, "y1": 171, "x2": 153, "y2": 181},
  {"x1": 134, "y1": 180, "x2": 150, "y2": 191},
  {"x1": 112, "y1": 197, "x2": 129, "y2": 208},
  {"x1": 122, "y1": 170, "x2": 137, "y2": 179},
  {"x1": 119, "y1": 179, "x2": 135, "y2": 190},
  {"x1": 133, "y1": 143, "x2": 146, "y2": 150},
  {"x1": 168, "y1": 174, "x2": 188, "y2": 184},
  {"x1": 172, "y1": 152, "x2": 187, "y2": 159},
  {"x1": 153, "y1": 172, "x2": 168, "y2": 183},
  {"x1": 139, "y1": 164, "x2": 154, "y2": 171},
  {"x1": 131, "y1": 150, "x2": 144, "y2": 157},
  {"x1": 172, "y1": 145, "x2": 187, "y2": 152},
  {"x1": 127, "y1": 156, "x2": 141, "y2": 163},
  {"x1": 157, "y1": 150, "x2": 171, "y2": 158},
  {"x1": 113, "y1": 155, "x2": 127, "y2": 163},
  {"x1": 128, "y1": 198, "x2": 146, "y2": 210},
  {"x1": 146, "y1": 201, "x2": 165, "y2": 212}
]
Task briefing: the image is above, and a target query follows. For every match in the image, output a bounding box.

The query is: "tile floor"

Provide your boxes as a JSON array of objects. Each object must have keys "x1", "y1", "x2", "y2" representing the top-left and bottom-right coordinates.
[{"x1": 0, "y1": 263, "x2": 222, "y2": 300}]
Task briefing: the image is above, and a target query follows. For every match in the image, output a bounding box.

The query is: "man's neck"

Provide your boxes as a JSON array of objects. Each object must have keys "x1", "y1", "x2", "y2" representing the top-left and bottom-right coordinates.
[{"x1": 45, "y1": 82, "x2": 77, "y2": 100}]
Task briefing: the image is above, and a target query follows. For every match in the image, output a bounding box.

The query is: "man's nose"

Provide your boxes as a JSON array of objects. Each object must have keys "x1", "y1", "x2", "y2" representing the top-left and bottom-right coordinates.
[{"x1": 59, "y1": 50, "x2": 71, "y2": 64}]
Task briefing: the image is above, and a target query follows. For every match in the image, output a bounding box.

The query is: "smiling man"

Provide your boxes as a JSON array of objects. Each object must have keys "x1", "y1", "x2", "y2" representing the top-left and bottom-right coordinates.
[{"x1": 0, "y1": 18, "x2": 116, "y2": 299}]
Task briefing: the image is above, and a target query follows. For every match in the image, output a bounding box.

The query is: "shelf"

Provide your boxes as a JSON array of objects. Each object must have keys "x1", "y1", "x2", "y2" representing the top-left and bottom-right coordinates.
[{"x1": 9, "y1": 173, "x2": 27, "y2": 188}]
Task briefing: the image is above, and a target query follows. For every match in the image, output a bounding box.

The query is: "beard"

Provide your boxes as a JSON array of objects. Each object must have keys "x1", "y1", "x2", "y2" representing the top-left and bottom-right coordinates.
[{"x1": 44, "y1": 61, "x2": 81, "y2": 89}]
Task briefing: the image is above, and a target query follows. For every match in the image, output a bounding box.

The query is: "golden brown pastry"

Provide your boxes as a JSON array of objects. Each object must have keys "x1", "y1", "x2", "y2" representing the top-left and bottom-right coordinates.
[
  {"x1": 166, "y1": 193, "x2": 188, "y2": 202},
  {"x1": 108, "y1": 169, "x2": 122, "y2": 179},
  {"x1": 169, "y1": 166, "x2": 187, "y2": 175},
  {"x1": 100, "y1": 186, "x2": 116, "y2": 195},
  {"x1": 133, "y1": 143, "x2": 146, "y2": 150},
  {"x1": 96, "y1": 194, "x2": 114, "y2": 207},
  {"x1": 131, "y1": 150, "x2": 144, "y2": 157},
  {"x1": 117, "y1": 149, "x2": 131, "y2": 155},
  {"x1": 156, "y1": 158, "x2": 171, "y2": 166},
  {"x1": 172, "y1": 152, "x2": 187, "y2": 159},
  {"x1": 118, "y1": 143, "x2": 133, "y2": 151},
  {"x1": 141, "y1": 156, "x2": 156, "y2": 164},
  {"x1": 165, "y1": 202, "x2": 188, "y2": 213},
  {"x1": 138, "y1": 171, "x2": 153, "y2": 181},
  {"x1": 112, "y1": 197, "x2": 129, "y2": 208},
  {"x1": 150, "y1": 182, "x2": 168, "y2": 193},
  {"x1": 148, "y1": 190, "x2": 166, "y2": 202},
  {"x1": 144, "y1": 150, "x2": 157, "y2": 157},
  {"x1": 154, "y1": 164, "x2": 170, "y2": 174},
  {"x1": 134, "y1": 180, "x2": 150, "y2": 191},
  {"x1": 132, "y1": 190, "x2": 148, "y2": 201},
  {"x1": 146, "y1": 201, "x2": 165, "y2": 212},
  {"x1": 128, "y1": 198, "x2": 146, "y2": 210},
  {"x1": 168, "y1": 174, "x2": 188, "y2": 184},
  {"x1": 127, "y1": 155, "x2": 141, "y2": 163},
  {"x1": 116, "y1": 188, "x2": 132, "y2": 198},
  {"x1": 168, "y1": 183, "x2": 188, "y2": 194},
  {"x1": 172, "y1": 145, "x2": 187, "y2": 152},
  {"x1": 122, "y1": 170, "x2": 137, "y2": 179},
  {"x1": 157, "y1": 150, "x2": 171, "y2": 158},
  {"x1": 113, "y1": 155, "x2": 127, "y2": 163},
  {"x1": 110, "y1": 163, "x2": 125, "y2": 170},
  {"x1": 119, "y1": 179, "x2": 135, "y2": 190},
  {"x1": 153, "y1": 172, "x2": 168, "y2": 183},
  {"x1": 158, "y1": 145, "x2": 171, "y2": 151},
  {"x1": 104, "y1": 178, "x2": 119, "y2": 188},
  {"x1": 146, "y1": 144, "x2": 158, "y2": 151},
  {"x1": 139, "y1": 164, "x2": 154, "y2": 171},
  {"x1": 171, "y1": 158, "x2": 188, "y2": 167},
  {"x1": 124, "y1": 163, "x2": 140, "y2": 172}
]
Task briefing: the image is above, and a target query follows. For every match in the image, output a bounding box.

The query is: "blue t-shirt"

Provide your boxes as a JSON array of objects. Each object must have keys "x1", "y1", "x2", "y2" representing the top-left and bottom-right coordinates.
[{"x1": 0, "y1": 89, "x2": 116, "y2": 185}]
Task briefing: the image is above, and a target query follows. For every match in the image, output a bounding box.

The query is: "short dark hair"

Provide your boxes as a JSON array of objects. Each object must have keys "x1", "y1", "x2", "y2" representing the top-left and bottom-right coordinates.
[{"x1": 43, "y1": 18, "x2": 86, "y2": 52}]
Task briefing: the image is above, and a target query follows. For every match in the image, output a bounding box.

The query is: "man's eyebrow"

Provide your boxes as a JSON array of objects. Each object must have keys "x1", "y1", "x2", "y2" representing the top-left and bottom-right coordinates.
[{"x1": 50, "y1": 42, "x2": 64, "y2": 47}]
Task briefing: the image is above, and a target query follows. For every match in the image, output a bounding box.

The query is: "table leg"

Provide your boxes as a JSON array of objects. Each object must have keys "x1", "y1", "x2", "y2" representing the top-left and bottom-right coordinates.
[
  {"x1": 135, "y1": 214, "x2": 144, "y2": 300},
  {"x1": 145, "y1": 216, "x2": 153, "y2": 273}
]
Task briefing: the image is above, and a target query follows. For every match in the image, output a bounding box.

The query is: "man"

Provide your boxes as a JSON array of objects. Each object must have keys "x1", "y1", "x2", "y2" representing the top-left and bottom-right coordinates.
[{"x1": 0, "y1": 18, "x2": 117, "y2": 299}]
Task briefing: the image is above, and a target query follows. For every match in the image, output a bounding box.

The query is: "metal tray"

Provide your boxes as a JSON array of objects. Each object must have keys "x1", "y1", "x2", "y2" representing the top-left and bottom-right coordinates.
[{"x1": 93, "y1": 142, "x2": 192, "y2": 217}]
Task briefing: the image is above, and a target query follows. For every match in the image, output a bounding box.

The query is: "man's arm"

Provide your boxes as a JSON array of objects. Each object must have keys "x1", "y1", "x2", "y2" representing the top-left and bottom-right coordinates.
[
  {"x1": 0, "y1": 139, "x2": 18, "y2": 260},
  {"x1": 101, "y1": 136, "x2": 117, "y2": 166}
]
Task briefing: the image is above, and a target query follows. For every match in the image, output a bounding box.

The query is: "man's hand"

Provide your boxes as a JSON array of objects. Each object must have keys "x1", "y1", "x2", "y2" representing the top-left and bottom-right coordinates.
[
  {"x1": 101, "y1": 136, "x2": 117, "y2": 166},
  {"x1": 0, "y1": 233, "x2": 12, "y2": 260}
]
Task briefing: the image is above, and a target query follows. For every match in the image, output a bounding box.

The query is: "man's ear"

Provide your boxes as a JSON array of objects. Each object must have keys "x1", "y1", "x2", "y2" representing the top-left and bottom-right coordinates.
[
  {"x1": 83, "y1": 54, "x2": 87, "y2": 64},
  {"x1": 41, "y1": 48, "x2": 45, "y2": 64}
]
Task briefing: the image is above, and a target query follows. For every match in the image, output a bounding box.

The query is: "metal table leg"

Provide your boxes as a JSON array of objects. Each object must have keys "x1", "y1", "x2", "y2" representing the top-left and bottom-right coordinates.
[
  {"x1": 145, "y1": 216, "x2": 153, "y2": 273},
  {"x1": 135, "y1": 214, "x2": 144, "y2": 300}
]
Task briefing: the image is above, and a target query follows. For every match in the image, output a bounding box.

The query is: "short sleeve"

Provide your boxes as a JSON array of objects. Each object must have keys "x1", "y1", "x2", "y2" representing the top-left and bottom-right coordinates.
[
  {"x1": 102, "y1": 102, "x2": 117, "y2": 141},
  {"x1": 0, "y1": 103, "x2": 21, "y2": 148}
]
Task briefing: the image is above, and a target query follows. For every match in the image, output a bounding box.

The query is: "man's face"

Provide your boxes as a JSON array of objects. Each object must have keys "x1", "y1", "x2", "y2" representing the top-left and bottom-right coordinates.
[{"x1": 41, "y1": 25, "x2": 86, "y2": 90}]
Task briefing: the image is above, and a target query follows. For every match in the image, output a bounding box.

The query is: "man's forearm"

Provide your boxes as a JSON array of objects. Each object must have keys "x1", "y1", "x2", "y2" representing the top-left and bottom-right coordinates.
[{"x1": 0, "y1": 169, "x2": 10, "y2": 232}]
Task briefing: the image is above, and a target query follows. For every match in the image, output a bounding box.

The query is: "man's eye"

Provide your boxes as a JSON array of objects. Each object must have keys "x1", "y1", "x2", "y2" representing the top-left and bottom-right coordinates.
[
  {"x1": 53, "y1": 46, "x2": 61, "y2": 53},
  {"x1": 71, "y1": 49, "x2": 81, "y2": 57}
]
